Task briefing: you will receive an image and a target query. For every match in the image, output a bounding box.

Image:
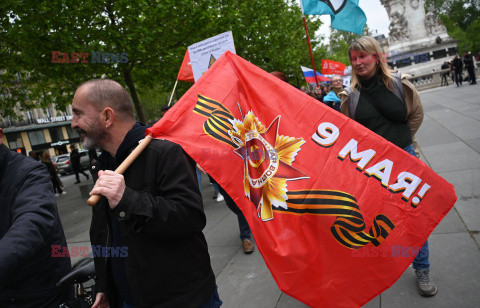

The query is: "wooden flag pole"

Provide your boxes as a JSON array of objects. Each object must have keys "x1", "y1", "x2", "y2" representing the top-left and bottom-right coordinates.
[
  {"x1": 168, "y1": 79, "x2": 179, "y2": 106},
  {"x1": 302, "y1": 15, "x2": 319, "y2": 87},
  {"x1": 87, "y1": 134, "x2": 154, "y2": 206}
]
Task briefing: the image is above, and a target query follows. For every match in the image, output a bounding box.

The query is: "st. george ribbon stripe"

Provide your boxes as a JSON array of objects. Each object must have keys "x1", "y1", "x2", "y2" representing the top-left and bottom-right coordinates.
[
  {"x1": 277, "y1": 190, "x2": 396, "y2": 249},
  {"x1": 194, "y1": 94, "x2": 237, "y2": 147},
  {"x1": 193, "y1": 94, "x2": 396, "y2": 250}
]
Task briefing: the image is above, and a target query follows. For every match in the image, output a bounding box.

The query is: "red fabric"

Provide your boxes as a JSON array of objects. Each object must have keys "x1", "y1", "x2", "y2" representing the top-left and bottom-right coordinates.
[
  {"x1": 148, "y1": 51, "x2": 457, "y2": 307},
  {"x1": 322, "y1": 59, "x2": 347, "y2": 75},
  {"x1": 177, "y1": 50, "x2": 195, "y2": 82}
]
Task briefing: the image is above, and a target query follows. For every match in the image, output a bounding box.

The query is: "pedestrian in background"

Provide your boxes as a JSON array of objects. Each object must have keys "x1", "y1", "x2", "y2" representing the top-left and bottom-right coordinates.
[
  {"x1": 452, "y1": 54, "x2": 463, "y2": 86},
  {"x1": 0, "y1": 127, "x2": 72, "y2": 307},
  {"x1": 198, "y1": 164, "x2": 254, "y2": 254},
  {"x1": 463, "y1": 52, "x2": 477, "y2": 85},
  {"x1": 313, "y1": 85, "x2": 324, "y2": 102},
  {"x1": 41, "y1": 151, "x2": 66, "y2": 196},
  {"x1": 341, "y1": 36, "x2": 436, "y2": 297},
  {"x1": 440, "y1": 61, "x2": 450, "y2": 86},
  {"x1": 70, "y1": 144, "x2": 89, "y2": 184}
]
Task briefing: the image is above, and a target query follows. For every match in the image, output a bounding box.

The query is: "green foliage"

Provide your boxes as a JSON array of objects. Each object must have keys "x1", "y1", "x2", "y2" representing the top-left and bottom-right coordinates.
[
  {"x1": 425, "y1": 0, "x2": 480, "y2": 54},
  {"x1": 0, "y1": 0, "x2": 326, "y2": 122}
]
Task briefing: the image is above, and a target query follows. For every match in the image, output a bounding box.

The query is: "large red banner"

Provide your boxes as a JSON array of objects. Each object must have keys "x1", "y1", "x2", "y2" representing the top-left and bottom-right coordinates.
[
  {"x1": 322, "y1": 59, "x2": 347, "y2": 75},
  {"x1": 148, "y1": 52, "x2": 456, "y2": 307}
]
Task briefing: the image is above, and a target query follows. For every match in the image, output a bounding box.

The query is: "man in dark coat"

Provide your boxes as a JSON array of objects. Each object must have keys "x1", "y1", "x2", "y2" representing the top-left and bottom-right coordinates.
[
  {"x1": 70, "y1": 145, "x2": 89, "y2": 184},
  {"x1": 463, "y1": 52, "x2": 477, "y2": 85},
  {"x1": 0, "y1": 127, "x2": 71, "y2": 307},
  {"x1": 71, "y1": 79, "x2": 220, "y2": 308},
  {"x1": 452, "y1": 55, "x2": 464, "y2": 86}
]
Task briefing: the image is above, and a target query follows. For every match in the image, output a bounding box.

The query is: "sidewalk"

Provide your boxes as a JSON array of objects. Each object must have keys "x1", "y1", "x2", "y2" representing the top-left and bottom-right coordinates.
[{"x1": 57, "y1": 83, "x2": 480, "y2": 307}]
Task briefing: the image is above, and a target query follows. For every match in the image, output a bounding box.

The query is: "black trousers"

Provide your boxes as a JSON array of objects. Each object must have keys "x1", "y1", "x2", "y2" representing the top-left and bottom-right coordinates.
[
  {"x1": 51, "y1": 176, "x2": 63, "y2": 194},
  {"x1": 454, "y1": 70, "x2": 463, "y2": 85},
  {"x1": 73, "y1": 165, "x2": 89, "y2": 182},
  {"x1": 466, "y1": 66, "x2": 477, "y2": 84}
]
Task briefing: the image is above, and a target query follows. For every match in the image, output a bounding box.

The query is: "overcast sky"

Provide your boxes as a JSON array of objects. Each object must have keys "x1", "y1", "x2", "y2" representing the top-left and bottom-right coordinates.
[{"x1": 316, "y1": 0, "x2": 391, "y2": 41}]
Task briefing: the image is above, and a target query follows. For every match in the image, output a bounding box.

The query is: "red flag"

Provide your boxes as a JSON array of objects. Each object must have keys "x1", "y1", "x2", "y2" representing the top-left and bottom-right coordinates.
[
  {"x1": 177, "y1": 50, "x2": 195, "y2": 82},
  {"x1": 148, "y1": 52, "x2": 456, "y2": 307},
  {"x1": 322, "y1": 59, "x2": 347, "y2": 75}
]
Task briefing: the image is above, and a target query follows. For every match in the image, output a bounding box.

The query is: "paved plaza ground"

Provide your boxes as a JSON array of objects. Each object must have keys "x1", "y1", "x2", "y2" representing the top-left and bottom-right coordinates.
[{"x1": 57, "y1": 82, "x2": 480, "y2": 307}]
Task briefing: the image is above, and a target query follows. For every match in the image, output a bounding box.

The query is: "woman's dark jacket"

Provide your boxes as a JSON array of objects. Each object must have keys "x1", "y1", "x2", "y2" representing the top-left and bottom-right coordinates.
[{"x1": 91, "y1": 123, "x2": 215, "y2": 308}]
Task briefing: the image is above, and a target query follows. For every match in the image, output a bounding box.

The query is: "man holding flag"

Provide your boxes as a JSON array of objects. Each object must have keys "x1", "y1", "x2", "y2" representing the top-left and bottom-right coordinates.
[{"x1": 71, "y1": 79, "x2": 220, "y2": 308}]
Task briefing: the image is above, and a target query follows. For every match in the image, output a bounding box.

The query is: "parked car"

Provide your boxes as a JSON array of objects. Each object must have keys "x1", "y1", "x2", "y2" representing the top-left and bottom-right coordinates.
[{"x1": 56, "y1": 150, "x2": 91, "y2": 175}]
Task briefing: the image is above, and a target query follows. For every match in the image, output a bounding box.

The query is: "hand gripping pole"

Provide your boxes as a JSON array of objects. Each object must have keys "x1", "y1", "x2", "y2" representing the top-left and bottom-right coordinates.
[{"x1": 87, "y1": 134, "x2": 153, "y2": 206}]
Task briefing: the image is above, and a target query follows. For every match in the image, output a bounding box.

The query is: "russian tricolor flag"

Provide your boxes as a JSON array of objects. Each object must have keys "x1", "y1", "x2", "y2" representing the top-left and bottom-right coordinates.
[{"x1": 301, "y1": 66, "x2": 330, "y2": 83}]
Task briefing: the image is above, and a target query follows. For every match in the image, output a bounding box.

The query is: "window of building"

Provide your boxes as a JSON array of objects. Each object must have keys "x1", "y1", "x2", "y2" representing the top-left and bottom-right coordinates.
[
  {"x1": 28, "y1": 130, "x2": 46, "y2": 146},
  {"x1": 66, "y1": 126, "x2": 79, "y2": 139},
  {"x1": 26, "y1": 111, "x2": 33, "y2": 123},
  {"x1": 414, "y1": 53, "x2": 430, "y2": 64},
  {"x1": 448, "y1": 47, "x2": 458, "y2": 56},
  {"x1": 6, "y1": 132, "x2": 24, "y2": 149},
  {"x1": 49, "y1": 126, "x2": 65, "y2": 142},
  {"x1": 433, "y1": 49, "x2": 447, "y2": 60}
]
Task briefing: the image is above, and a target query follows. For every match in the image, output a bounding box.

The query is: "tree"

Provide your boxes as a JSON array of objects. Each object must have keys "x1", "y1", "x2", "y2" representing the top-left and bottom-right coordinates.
[
  {"x1": 1, "y1": 0, "x2": 326, "y2": 122},
  {"x1": 425, "y1": 0, "x2": 480, "y2": 53},
  {"x1": 1, "y1": 0, "x2": 221, "y2": 122}
]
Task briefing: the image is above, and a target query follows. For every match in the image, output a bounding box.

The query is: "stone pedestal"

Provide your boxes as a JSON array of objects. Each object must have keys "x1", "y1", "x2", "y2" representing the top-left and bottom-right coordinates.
[{"x1": 380, "y1": 0, "x2": 457, "y2": 76}]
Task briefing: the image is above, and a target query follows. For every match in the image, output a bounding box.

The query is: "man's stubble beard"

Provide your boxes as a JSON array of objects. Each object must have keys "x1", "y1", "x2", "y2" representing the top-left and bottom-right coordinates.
[{"x1": 80, "y1": 122, "x2": 108, "y2": 150}]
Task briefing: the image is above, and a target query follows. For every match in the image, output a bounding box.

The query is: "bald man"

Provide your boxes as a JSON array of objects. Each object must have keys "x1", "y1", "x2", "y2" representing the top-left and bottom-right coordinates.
[{"x1": 71, "y1": 79, "x2": 220, "y2": 308}]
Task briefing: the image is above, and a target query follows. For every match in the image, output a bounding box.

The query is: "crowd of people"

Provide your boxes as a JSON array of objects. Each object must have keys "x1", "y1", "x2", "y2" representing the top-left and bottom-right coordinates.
[
  {"x1": 2, "y1": 35, "x2": 476, "y2": 307},
  {"x1": 441, "y1": 51, "x2": 478, "y2": 87}
]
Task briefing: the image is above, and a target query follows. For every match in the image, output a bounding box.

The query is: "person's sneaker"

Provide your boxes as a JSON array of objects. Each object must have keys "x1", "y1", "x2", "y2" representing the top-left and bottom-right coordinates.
[
  {"x1": 216, "y1": 194, "x2": 224, "y2": 202},
  {"x1": 242, "y1": 239, "x2": 254, "y2": 254},
  {"x1": 61, "y1": 191, "x2": 67, "y2": 195},
  {"x1": 415, "y1": 269, "x2": 438, "y2": 297},
  {"x1": 55, "y1": 193, "x2": 60, "y2": 197}
]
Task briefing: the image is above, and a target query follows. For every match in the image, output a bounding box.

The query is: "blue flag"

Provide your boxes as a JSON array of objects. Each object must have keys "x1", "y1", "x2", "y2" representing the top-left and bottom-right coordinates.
[{"x1": 301, "y1": 0, "x2": 366, "y2": 35}]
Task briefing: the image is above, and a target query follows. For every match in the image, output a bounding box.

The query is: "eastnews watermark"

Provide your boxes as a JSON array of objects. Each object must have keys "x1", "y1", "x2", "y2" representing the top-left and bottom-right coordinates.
[
  {"x1": 51, "y1": 51, "x2": 128, "y2": 64},
  {"x1": 51, "y1": 245, "x2": 128, "y2": 257},
  {"x1": 351, "y1": 245, "x2": 427, "y2": 258}
]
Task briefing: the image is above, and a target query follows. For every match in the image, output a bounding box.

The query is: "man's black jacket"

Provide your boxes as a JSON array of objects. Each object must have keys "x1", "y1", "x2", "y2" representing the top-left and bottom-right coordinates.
[
  {"x1": 0, "y1": 144, "x2": 71, "y2": 307},
  {"x1": 70, "y1": 149, "x2": 81, "y2": 171},
  {"x1": 452, "y1": 57, "x2": 463, "y2": 71},
  {"x1": 91, "y1": 123, "x2": 215, "y2": 308}
]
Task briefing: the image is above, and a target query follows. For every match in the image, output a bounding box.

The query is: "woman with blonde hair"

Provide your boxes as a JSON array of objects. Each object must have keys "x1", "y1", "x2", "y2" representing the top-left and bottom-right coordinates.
[
  {"x1": 339, "y1": 36, "x2": 436, "y2": 297},
  {"x1": 41, "y1": 152, "x2": 66, "y2": 196}
]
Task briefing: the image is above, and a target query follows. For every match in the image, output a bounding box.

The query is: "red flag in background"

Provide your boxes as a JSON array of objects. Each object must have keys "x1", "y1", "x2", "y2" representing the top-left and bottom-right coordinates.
[
  {"x1": 148, "y1": 52, "x2": 456, "y2": 307},
  {"x1": 322, "y1": 59, "x2": 347, "y2": 75},
  {"x1": 177, "y1": 50, "x2": 195, "y2": 82}
]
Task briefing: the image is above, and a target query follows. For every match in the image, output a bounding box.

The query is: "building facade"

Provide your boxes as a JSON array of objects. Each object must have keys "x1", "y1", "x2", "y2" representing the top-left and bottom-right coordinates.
[{"x1": 1, "y1": 104, "x2": 83, "y2": 159}]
